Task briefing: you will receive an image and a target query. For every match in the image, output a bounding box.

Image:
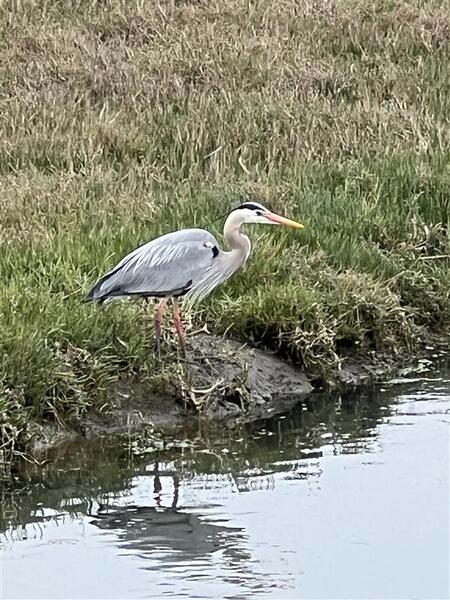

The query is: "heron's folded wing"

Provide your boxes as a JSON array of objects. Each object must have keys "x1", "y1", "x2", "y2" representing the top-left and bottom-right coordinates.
[{"x1": 92, "y1": 229, "x2": 219, "y2": 299}]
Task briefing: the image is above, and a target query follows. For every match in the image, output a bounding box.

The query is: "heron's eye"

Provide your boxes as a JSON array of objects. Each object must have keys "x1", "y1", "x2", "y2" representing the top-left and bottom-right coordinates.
[{"x1": 256, "y1": 210, "x2": 263, "y2": 216}]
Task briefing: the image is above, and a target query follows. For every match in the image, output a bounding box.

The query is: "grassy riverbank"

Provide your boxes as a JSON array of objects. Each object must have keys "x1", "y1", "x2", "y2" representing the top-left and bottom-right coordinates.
[{"x1": 1, "y1": 0, "x2": 449, "y2": 461}]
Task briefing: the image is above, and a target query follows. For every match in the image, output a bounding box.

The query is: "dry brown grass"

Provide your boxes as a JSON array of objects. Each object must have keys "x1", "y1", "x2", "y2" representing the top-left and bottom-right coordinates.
[{"x1": 1, "y1": 0, "x2": 450, "y2": 180}]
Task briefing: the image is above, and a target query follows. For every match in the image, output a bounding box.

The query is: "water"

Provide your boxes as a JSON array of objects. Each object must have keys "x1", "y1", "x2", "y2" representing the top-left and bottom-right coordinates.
[{"x1": 1, "y1": 370, "x2": 449, "y2": 599}]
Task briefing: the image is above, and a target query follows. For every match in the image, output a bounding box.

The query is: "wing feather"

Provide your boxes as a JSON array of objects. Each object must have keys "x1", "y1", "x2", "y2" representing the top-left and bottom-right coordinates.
[{"x1": 86, "y1": 229, "x2": 221, "y2": 301}]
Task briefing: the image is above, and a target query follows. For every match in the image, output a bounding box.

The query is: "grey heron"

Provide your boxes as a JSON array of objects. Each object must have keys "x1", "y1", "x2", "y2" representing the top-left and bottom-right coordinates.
[{"x1": 85, "y1": 202, "x2": 303, "y2": 349}]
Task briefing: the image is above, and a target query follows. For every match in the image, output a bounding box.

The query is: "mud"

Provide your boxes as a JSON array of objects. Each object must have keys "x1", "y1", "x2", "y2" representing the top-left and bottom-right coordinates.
[{"x1": 25, "y1": 333, "x2": 449, "y2": 456}]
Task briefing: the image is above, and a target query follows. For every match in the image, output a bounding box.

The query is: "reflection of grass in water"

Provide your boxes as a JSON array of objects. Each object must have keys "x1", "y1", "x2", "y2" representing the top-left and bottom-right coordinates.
[
  {"x1": 1, "y1": 388, "x2": 390, "y2": 534},
  {"x1": 1, "y1": 0, "x2": 449, "y2": 461}
]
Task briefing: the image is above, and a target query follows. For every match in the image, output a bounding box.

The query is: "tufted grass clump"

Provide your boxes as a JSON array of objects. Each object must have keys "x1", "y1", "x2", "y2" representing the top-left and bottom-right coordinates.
[{"x1": 0, "y1": 0, "x2": 449, "y2": 460}]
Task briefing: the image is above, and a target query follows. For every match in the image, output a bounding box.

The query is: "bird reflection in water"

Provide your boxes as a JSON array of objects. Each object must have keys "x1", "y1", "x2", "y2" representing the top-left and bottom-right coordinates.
[{"x1": 88, "y1": 460, "x2": 251, "y2": 569}]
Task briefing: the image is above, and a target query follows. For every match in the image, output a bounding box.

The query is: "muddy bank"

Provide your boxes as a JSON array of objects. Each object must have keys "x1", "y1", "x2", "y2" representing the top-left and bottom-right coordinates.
[{"x1": 26, "y1": 333, "x2": 449, "y2": 456}]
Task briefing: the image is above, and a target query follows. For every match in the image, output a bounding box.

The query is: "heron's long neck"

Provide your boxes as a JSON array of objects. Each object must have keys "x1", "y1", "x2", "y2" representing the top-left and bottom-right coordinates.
[{"x1": 223, "y1": 213, "x2": 251, "y2": 262}]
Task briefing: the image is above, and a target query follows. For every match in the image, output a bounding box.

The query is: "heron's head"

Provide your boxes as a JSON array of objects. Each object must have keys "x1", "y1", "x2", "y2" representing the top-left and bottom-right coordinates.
[{"x1": 231, "y1": 202, "x2": 304, "y2": 229}]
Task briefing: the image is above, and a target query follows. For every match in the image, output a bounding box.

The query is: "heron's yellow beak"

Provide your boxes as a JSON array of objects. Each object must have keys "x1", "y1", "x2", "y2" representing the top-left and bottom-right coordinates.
[{"x1": 265, "y1": 212, "x2": 304, "y2": 229}]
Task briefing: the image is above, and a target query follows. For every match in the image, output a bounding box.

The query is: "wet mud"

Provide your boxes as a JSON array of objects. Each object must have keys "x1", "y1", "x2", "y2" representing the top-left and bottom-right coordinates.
[{"x1": 26, "y1": 333, "x2": 449, "y2": 456}]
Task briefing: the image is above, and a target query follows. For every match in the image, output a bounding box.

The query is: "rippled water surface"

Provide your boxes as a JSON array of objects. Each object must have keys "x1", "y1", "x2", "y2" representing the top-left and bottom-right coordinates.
[{"x1": 1, "y1": 369, "x2": 449, "y2": 599}]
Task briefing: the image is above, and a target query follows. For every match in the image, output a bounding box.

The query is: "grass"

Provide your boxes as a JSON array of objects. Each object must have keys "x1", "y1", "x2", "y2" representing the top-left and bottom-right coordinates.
[{"x1": 0, "y1": 0, "x2": 449, "y2": 462}]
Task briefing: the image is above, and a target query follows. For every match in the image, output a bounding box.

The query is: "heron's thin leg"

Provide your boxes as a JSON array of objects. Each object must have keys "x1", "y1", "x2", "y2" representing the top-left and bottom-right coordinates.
[
  {"x1": 153, "y1": 460, "x2": 162, "y2": 508},
  {"x1": 172, "y1": 298, "x2": 186, "y2": 352},
  {"x1": 154, "y1": 298, "x2": 167, "y2": 355}
]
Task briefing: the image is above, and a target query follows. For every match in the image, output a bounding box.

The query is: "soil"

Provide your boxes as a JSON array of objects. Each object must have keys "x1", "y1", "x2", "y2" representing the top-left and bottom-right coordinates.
[{"x1": 25, "y1": 332, "x2": 449, "y2": 456}]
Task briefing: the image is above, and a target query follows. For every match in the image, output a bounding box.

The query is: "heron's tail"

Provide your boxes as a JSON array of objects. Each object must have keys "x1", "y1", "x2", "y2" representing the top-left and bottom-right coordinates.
[
  {"x1": 84, "y1": 274, "x2": 114, "y2": 303},
  {"x1": 83, "y1": 282, "x2": 102, "y2": 303},
  {"x1": 84, "y1": 271, "x2": 128, "y2": 303}
]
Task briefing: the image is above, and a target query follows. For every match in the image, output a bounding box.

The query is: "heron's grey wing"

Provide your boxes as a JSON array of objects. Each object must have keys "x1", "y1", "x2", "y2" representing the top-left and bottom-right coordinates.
[{"x1": 87, "y1": 229, "x2": 221, "y2": 300}]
